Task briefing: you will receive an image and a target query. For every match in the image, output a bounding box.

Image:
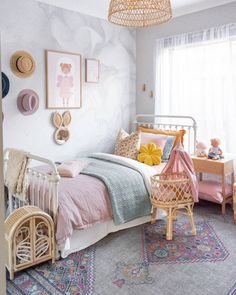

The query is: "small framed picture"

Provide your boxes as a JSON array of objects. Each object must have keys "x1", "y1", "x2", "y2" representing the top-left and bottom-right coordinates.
[
  {"x1": 46, "y1": 50, "x2": 82, "y2": 109},
  {"x1": 85, "y1": 58, "x2": 100, "y2": 83}
]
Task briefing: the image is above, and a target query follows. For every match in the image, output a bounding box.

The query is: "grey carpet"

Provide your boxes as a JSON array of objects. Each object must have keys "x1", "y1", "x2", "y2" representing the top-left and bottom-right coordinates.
[{"x1": 93, "y1": 201, "x2": 236, "y2": 295}]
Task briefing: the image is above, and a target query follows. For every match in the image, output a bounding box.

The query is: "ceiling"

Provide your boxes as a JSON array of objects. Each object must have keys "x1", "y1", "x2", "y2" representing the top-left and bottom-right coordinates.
[{"x1": 37, "y1": 0, "x2": 236, "y2": 20}]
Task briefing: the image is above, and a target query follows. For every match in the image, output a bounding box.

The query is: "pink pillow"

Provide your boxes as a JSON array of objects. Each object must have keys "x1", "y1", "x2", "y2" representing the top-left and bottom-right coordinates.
[
  {"x1": 140, "y1": 132, "x2": 168, "y2": 149},
  {"x1": 198, "y1": 180, "x2": 232, "y2": 204},
  {"x1": 57, "y1": 160, "x2": 88, "y2": 178}
]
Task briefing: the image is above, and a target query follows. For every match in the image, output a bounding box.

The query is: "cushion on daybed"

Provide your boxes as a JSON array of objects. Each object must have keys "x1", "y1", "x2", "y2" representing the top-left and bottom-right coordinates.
[
  {"x1": 137, "y1": 143, "x2": 163, "y2": 166},
  {"x1": 140, "y1": 132, "x2": 167, "y2": 150},
  {"x1": 138, "y1": 126, "x2": 186, "y2": 148},
  {"x1": 162, "y1": 135, "x2": 176, "y2": 161},
  {"x1": 114, "y1": 129, "x2": 141, "y2": 160},
  {"x1": 57, "y1": 160, "x2": 88, "y2": 178}
]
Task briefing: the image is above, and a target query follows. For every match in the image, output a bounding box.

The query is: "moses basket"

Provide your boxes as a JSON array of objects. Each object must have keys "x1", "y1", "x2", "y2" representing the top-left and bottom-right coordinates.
[{"x1": 150, "y1": 172, "x2": 196, "y2": 240}]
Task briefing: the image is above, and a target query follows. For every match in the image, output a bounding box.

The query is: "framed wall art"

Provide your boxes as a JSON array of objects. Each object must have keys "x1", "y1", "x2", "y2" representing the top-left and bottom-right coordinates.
[
  {"x1": 85, "y1": 58, "x2": 99, "y2": 83},
  {"x1": 46, "y1": 50, "x2": 82, "y2": 109}
]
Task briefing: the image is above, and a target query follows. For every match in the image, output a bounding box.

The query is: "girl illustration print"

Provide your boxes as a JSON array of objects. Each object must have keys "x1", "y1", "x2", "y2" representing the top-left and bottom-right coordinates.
[{"x1": 56, "y1": 63, "x2": 73, "y2": 107}]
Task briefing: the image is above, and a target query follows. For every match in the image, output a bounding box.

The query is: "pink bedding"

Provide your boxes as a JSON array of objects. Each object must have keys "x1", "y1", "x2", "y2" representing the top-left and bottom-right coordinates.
[
  {"x1": 56, "y1": 174, "x2": 112, "y2": 244},
  {"x1": 30, "y1": 166, "x2": 112, "y2": 245},
  {"x1": 30, "y1": 154, "x2": 160, "y2": 246}
]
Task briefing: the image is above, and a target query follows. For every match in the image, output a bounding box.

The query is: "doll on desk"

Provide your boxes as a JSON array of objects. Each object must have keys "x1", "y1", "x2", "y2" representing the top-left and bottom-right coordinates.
[{"x1": 208, "y1": 138, "x2": 224, "y2": 160}]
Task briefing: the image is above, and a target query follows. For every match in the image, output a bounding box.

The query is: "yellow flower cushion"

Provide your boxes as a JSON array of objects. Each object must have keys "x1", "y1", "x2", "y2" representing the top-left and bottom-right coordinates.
[{"x1": 137, "y1": 143, "x2": 163, "y2": 166}]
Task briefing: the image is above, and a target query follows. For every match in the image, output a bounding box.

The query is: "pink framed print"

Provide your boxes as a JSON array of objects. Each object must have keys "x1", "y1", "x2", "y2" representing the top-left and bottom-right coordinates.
[
  {"x1": 85, "y1": 58, "x2": 99, "y2": 83},
  {"x1": 46, "y1": 50, "x2": 82, "y2": 109}
]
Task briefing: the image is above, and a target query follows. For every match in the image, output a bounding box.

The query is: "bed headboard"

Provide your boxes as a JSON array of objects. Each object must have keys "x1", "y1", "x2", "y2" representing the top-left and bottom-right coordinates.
[{"x1": 134, "y1": 114, "x2": 197, "y2": 155}]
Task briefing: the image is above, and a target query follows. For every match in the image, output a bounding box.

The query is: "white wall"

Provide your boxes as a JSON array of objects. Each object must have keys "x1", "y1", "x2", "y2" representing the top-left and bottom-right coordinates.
[
  {"x1": 136, "y1": 2, "x2": 236, "y2": 115},
  {"x1": 1, "y1": 0, "x2": 136, "y2": 161}
]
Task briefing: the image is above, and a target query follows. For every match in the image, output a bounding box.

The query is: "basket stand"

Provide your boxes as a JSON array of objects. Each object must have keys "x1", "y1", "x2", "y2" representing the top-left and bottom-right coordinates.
[{"x1": 150, "y1": 172, "x2": 196, "y2": 241}]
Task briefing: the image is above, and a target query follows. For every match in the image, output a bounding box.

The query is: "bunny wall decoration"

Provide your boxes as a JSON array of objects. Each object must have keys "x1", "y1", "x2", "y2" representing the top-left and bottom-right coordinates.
[{"x1": 52, "y1": 111, "x2": 72, "y2": 145}]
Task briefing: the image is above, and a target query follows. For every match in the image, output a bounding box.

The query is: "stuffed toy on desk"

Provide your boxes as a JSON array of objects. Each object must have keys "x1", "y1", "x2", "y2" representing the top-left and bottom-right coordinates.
[
  {"x1": 208, "y1": 138, "x2": 223, "y2": 160},
  {"x1": 196, "y1": 141, "x2": 207, "y2": 157}
]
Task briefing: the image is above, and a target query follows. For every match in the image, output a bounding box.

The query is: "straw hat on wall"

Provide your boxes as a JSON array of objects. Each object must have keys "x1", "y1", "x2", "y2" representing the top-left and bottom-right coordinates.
[{"x1": 10, "y1": 51, "x2": 36, "y2": 78}]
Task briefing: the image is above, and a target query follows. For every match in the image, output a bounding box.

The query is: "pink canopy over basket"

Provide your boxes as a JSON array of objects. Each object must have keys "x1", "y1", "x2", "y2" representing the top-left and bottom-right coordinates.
[{"x1": 162, "y1": 142, "x2": 199, "y2": 202}]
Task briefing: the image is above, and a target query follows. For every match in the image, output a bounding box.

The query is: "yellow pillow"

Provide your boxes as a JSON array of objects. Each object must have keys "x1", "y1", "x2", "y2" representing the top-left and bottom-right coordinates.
[
  {"x1": 137, "y1": 143, "x2": 163, "y2": 166},
  {"x1": 138, "y1": 126, "x2": 186, "y2": 147}
]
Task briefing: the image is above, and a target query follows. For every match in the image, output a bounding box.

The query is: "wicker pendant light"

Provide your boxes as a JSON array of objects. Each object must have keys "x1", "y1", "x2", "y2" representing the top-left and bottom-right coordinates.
[{"x1": 108, "y1": 0, "x2": 172, "y2": 28}]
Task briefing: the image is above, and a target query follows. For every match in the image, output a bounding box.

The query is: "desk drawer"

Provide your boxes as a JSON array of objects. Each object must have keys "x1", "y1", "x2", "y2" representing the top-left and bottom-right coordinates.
[{"x1": 192, "y1": 158, "x2": 224, "y2": 175}]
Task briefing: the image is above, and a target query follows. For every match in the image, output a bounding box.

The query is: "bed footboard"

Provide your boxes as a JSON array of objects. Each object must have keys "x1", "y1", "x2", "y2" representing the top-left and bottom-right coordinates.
[{"x1": 4, "y1": 149, "x2": 60, "y2": 224}]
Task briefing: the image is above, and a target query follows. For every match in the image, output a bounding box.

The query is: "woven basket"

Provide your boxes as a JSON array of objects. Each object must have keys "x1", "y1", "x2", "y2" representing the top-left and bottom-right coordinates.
[
  {"x1": 150, "y1": 172, "x2": 193, "y2": 207},
  {"x1": 150, "y1": 172, "x2": 196, "y2": 240}
]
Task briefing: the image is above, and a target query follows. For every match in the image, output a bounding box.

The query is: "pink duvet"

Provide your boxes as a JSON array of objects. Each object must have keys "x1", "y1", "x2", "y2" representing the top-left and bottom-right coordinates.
[
  {"x1": 56, "y1": 174, "x2": 112, "y2": 244},
  {"x1": 29, "y1": 167, "x2": 112, "y2": 245}
]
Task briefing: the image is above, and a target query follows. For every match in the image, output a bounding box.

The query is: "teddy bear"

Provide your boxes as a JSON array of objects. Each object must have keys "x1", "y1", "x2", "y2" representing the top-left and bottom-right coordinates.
[
  {"x1": 56, "y1": 63, "x2": 74, "y2": 107},
  {"x1": 196, "y1": 141, "x2": 207, "y2": 157}
]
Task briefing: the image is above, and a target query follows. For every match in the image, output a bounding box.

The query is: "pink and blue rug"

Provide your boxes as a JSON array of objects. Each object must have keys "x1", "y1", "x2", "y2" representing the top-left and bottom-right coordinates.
[
  {"x1": 7, "y1": 219, "x2": 231, "y2": 294},
  {"x1": 228, "y1": 284, "x2": 236, "y2": 295},
  {"x1": 113, "y1": 262, "x2": 153, "y2": 288},
  {"x1": 7, "y1": 246, "x2": 95, "y2": 295},
  {"x1": 142, "y1": 221, "x2": 229, "y2": 265}
]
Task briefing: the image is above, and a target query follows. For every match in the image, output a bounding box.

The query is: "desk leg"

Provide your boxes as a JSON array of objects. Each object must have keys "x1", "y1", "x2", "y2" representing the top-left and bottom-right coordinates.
[
  {"x1": 231, "y1": 173, "x2": 234, "y2": 195},
  {"x1": 199, "y1": 172, "x2": 203, "y2": 182},
  {"x1": 231, "y1": 173, "x2": 236, "y2": 220},
  {"x1": 234, "y1": 194, "x2": 236, "y2": 220},
  {"x1": 222, "y1": 175, "x2": 226, "y2": 215}
]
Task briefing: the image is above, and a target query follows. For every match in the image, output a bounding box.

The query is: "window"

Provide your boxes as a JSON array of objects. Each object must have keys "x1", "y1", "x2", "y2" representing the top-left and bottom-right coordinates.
[{"x1": 156, "y1": 24, "x2": 236, "y2": 154}]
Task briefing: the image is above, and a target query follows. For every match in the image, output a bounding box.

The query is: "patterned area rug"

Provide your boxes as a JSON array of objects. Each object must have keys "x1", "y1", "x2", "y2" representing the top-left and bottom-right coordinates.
[
  {"x1": 142, "y1": 221, "x2": 229, "y2": 265},
  {"x1": 7, "y1": 246, "x2": 95, "y2": 295},
  {"x1": 6, "y1": 202, "x2": 236, "y2": 295},
  {"x1": 228, "y1": 285, "x2": 236, "y2": 295},
  {"x1": 227, "y1": 284, "x2": 236, "y2": 295},
  {"x1": 113, "y1": 262, "x2": 153, "y2": 288}
]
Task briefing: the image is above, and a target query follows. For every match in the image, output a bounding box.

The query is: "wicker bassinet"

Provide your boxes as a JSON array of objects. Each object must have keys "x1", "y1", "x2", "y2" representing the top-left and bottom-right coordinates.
[{"x1": 150, "y1": 172, "x2": 196, "y2": 240}]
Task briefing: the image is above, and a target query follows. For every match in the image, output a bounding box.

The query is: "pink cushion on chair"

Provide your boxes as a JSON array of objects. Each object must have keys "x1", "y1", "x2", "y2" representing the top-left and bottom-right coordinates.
[
  {"x1": 198, "y1": 180, "x2": 232, "y2": 204},
  {"x1": 57, "y1": 160, "x2": 88, "y2": 178},
  {"x1": 140, "y1": 132, "x2": 168, "y2": 150}
]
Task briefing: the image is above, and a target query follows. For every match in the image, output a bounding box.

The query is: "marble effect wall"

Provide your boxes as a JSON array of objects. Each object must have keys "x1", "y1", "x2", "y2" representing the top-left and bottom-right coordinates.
[{"x1": 0, "y1": 0, "x2": 136, "y2": 161}]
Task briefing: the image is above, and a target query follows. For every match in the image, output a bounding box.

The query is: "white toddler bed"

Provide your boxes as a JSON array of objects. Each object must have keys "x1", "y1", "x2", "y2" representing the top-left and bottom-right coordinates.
[{"x1": 4, "y1": 115, "x2": 197, "y2": 258}]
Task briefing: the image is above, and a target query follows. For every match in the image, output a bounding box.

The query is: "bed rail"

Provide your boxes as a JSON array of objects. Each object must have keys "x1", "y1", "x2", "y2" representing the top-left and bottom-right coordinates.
[
  {"x1": 134, "y1": 114, "x2": 197, "y2": 155},
  {"x1": 4, "y1": 149, "x2": 60, "y2": 223}
]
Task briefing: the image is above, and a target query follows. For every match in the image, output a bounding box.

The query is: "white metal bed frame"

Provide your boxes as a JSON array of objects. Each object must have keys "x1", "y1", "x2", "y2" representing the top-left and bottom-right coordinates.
[{"x1": 4, "y1": 114, "x2": 197, "y2": 242}]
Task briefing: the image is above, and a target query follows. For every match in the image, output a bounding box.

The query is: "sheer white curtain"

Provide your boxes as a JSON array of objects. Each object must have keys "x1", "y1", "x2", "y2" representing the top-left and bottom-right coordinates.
[{"x1": 155, "y1": 24, "x2": 236, "y2": 154}]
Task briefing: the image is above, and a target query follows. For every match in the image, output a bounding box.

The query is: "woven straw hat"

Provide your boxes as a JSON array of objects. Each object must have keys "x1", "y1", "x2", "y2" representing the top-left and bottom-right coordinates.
[
  {"x1": 17, "y1": 89, "x2": 39, "y2": 115},
  {"x1": 10, "y1": 51, "x2": 36, "y2": 78}
]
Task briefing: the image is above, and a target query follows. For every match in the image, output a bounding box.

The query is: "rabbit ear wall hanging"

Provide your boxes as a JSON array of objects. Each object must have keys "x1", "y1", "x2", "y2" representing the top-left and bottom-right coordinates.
[{"x1": 52, "y1": 111, "x2": 72, "y2": 145}]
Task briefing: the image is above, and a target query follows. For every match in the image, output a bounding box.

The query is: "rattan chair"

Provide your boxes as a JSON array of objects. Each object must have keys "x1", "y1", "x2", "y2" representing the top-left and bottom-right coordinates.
[{"x1": 150, "y1": 172, "x2": 196, "y2": 240}]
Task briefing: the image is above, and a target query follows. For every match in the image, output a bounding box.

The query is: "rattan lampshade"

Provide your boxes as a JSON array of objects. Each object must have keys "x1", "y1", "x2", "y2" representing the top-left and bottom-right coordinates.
[{"x1": 108, "y1": 0, "x2": 172, "y2": 28}]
